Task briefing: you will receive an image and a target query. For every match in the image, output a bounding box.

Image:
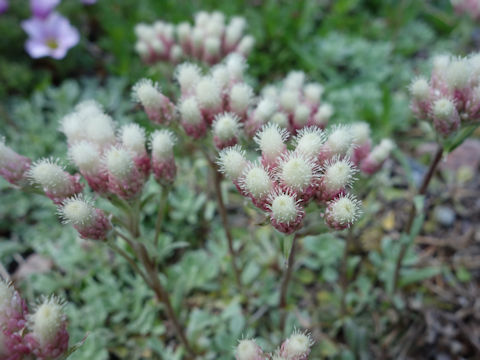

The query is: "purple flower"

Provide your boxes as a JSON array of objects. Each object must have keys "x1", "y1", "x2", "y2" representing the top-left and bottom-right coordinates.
[
  {"x1": 21, "y1": 12, "x2": 79, "y2": 59},
  {"x1": 81, "y1": 0, "x2": 97, "y2": 4},
  {"x1": 0, "y1": 0, "x2": 8, "y2": 14},
  {"x1": 30, "y1": 0, "x2": 60, "y2": 19}
]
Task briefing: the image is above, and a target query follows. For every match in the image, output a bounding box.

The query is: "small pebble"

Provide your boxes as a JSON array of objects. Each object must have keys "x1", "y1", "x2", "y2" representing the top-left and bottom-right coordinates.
[{"x1": 434, "y1": 206, "x2": 456, "y2": 227}]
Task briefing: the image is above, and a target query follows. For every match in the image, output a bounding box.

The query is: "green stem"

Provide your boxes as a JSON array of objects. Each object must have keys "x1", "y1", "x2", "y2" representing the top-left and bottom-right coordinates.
[
  {"x1": 279, "y1": 233, "x2": 299, "y2": 332},
  {"x1": 154, "y1": 186, "x2": 170, "y2": 248}
]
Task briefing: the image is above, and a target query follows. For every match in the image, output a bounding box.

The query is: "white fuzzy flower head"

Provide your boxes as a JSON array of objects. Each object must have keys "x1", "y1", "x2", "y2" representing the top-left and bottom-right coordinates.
[
  {"x1": 226, "y1": 53, "x2": 247, "y2": 81},
  {"x1": 240, "y1": 163, "x2": 273, "y2": 198},
  {"x1": 86, "y1": 113, "x2": 116, "y2": 149},
  {"x1": 175, "y1": 63, "x2": 202, "y2": 93},
  {"x1": 134, "y1": 41, "x2": 149, "y2": 57},
  {"x1": 229, "y1": 83, "x2": 253, "y2": 115},
  {"x1": 217, "y1": 145, "x2": 247, "y2": 180},
  {"x1": 254, "y1": 124, "x2": 289, "y2": 161},
  {"x1": 304, "y1": 83, "x2": 324, "y2": 104},
  {"x1": 132, "y1": 79, "x2": 161, "y2": 108},
  {"x1": 371, "y1": 139, "x2": 395, "y2": 162},
  {"x1": 445, "y1": 57, "x2": 470, "y2": 89},
  {"x1": 279, "y1": 89, "x2": 299, "y2": 112},
  {"x1": 212, "y1": 65, "x2": 230, "y2": 90},
  {"x1": 120, "y1": 124, "x2": 146, "y2": 156},
  {"x1": 268, "y1": 190, "x2": 300, "y2": 224},
  {"x1": 29, "y1": 297, "x2": 66, "y2": 347},
  {"x1": 409, "y1": 77, "x2": 430, "y2": 101},
  {"x1": 177, "y1": 22, "x2": 191, "y2": 42},
  {"x1": 170, "y1": 45, "x2": 183, "y2": 62},
  {"x1": 284, "y1": 71, "x2": 306, "y2": 90},
  {"x1": 59, "y1": 196, "x2": 95, "y2": 227},
  {"x1": 254, "y1": 98, "x2": 276, "y2": 122},
  {"x1": 237, "y1": 35, "x2": 255, "y2": 55},
  {"x1": 69, "y1": 141, "x2": 102, "y2": 175},
  {"x1": 235, "y1": 339, "x2": 263, "y2": 360},
  {"x1": 294, "y1": 127, "x2": 325, "y2": 158},
  {"x1": 151, "y1": 130, "x2": 176, "y2": 160},
  {"x1": 225, "y1": 21, "x2": 244, "y2": 48},
  {"x1": 262, "y1": 85, "x2": 278, "y2": 100},
  {"x1": 60, "y1": 113, "x2": 85, "y2": 144},
  {"x1": 179, "y1": 97, "x2": 203, "y2": 125},
  {"x1": 104, "y1": 147, "x2": 134, "y2": 180},
  {"x1": 271, "y1": 112, "x2": 289, "y2": 128},
  {"x1": 278, "y1": 152, "x2": 319, "y2": 192},
  {"x1": 281, "y1": 332, "x2": 314, "y2": 359},
  {"x1": 213, "y1": 113, "x2": 241, "y2": 141},
  {"x1": 325, "y1": 125, "x2": 354, "y2": 157},
  {"x1": 28, "y1": 159, "x2": 71, "y2": 194},
  {"x1": 432, "y1": 98, "x2": 457, "y2": 121},
  {"x1": 323, "y1": 157, "x2": 357, "y2": 192},
  {"x1": 195, "y1": 76, "x2": 222, "y2": 110},
  {"x1": 432, "y1": 54, "x2": 451, "y2": 74},
  {"x1": 328, "y1": 194, "x2": 362, "y2": 226},
  {"x1": 204, "y1": 36, "x2": 221, "y2": 56},
  {"x1": 351, "y1": 122, "x2": 371, "y2": 145},
  {"x1": 293, "y1": 103, "x2": 310, "y2": 127},
  {"x1": 150, "y1": 39, "x2": 165, "y2": 54},
  {"x1": 134, "y1": 23, "x2": 155, "y2": 41},
  {"x1": 75, "y1": 100, "x2": 104, "y2": 118}
]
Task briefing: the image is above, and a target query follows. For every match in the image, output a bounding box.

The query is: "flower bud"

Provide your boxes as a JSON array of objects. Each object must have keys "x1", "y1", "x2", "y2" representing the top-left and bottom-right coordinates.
[
  {"x1": 279, "y1": 332, "x2": 313, "y2": 360},
  {"x1": 279, "y1": 89, "x2": 299, "y2": 113},
  {"x1": 409, "y1": 77, "x2": 431, "y2": 119},
  {"x1": 85, "y1": 113, "x2": 117, "y2": 151},
  {"x1": 284, "y1": 71, "x2": 306, "y2": 91},
  {"x1": 318, "y1": 157, "x2": 357, "y2": 201},
  {"x1": 254, "y1": 124, "x2": 289, "y2": 167},
  {"x1": 120, "y1": 124, "x2": 150, "y2": 176},
  {"x1": 234, "y1": 339, "x2": 265, "y2": 360},
  {"x1": 267, "y1": 189, "x2": 304, "y2": 234},
  {"x1": 133, "y1": 79, "x2": 176, "y2": 125},
  {"x1": 311, "y1": 103, "x2": 333, "y2": 129},
  {"x1": 239, "y1": 162, "x2": 274, "y2": 210},
  {"x1": 0, "y1": 280, "x2": 28, "y2": 333},
  {"x1": 431, "y1": 98, "x2": 460, "y2": 136},
  {"x1": 225, "y1": 53, "x2": 247, "y2": 82},
  {"x1": 212, "y1": 113, "x2": 241, "y2": 150},
  {"x1": 28, "y1": 159, "x2": 83, "y2": 204},
  {"x1": 104, "y1": 147, "x2": 144, "y2": 200},
  {"x1": 217, "y1": 145, "x2": 248, "y2": 183},
  {"x1": 225, "y1": 21, "x2": 244, "y2": 50},
  {"x1": 294, "y1": 127, "x2": 325, "y2": 160},
  {"x1": 325, "y1": 194, "x2": 361, "y2": 230},
  {"x1": 59, "y1": 196, "x2": 111, "y2": 240},
  {"x1": 179, "y1": 97, "x2": 207, "y2": 139},
  {"x1": 321, "y1": 125, "x2": 354, "y2": 161},
  {"x1": 177, "y1": 22, "x2": 192, "y2": 48},
  {"x1": 175, "y1": 63, "x2": 202, "y2": 96},
  {"x1": 25, "y1": 297, "x2": 69, "y2": 359},
  {"x1": 0, "y1": 138, "x2": 31, "y2": 186},
  {"x1": 245, "y1": 98, "x2": 276, "y2": 137},
  {"x1": 276, "y1": 151, "x2": 319, "y2": 199},
  {"x1": 304, "y1": 83, "x2": 324, "y2": 106},
  {"x1": 60, "y1": 113, "x2": 85, "y2": 146},
  {"x1": 360, "y1": 139, "x2": 394, "y2": 175},
  {"x1": 195, "y1": 76, "x2": 223, "y2": 122},
  {"x1": 292, "y1": 103, "x2": 311, "y2": 131},
  {"x1": 169, "y1": 44, "x2": 183, "y2": 63},
  {"x1": 150, "y1": 130, "x2": 177, "y2": 186},
  {"x1": 229, "y1": 83, "x2": 253, "y2": 119},
  {"x1": 135, "y1": 41, "x2": 150, "y2": 60},
  {"x1": 69, "y1": 141, "x2": 108, "y2": 193},
  {"x1": 235, "y1": 35, "x2": 254, "y2": 56},
  {"x1": 212, "y1": 65, "x2": 230, "y2": 92},
  {"x1": 203, "y1": 37, "x2": 221, "y2": 64},
  {"x1": 350, "y1": 122, "x2": 372, "y2": 165}
]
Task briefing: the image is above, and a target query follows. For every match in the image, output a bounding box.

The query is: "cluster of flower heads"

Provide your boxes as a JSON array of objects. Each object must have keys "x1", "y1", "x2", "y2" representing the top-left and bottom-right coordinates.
[
  {"x1": 19, "y1": 0, "x2": 96, "y2": 59},
  {"x1": 217, "y1": 121, "x2": 393, "y2": 234},
  {"x1": 451, "y1": 0, "x2": 480, "y2": 20},
  {"x1": 0, "y1": 100, "x2": 178, "y2": 241},
  {"x1": 409, "y1": 53, "x2": 480, "y2": 136},
  {"x1": 235, "y1": 332, "x2": 313, "y2": 360},
  {"x1": 246, "y1": 71, "x2": 334, "y2": 137},
  {"x1": 135, "y1": 10, "x2": 254, "y2": 66},
  {"x1": 0, "y1": 281, "x2": 69, "y2": 360}
]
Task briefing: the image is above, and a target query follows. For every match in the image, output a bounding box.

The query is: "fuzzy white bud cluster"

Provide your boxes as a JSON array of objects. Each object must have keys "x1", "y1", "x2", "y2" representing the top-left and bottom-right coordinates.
[
  {"x1": 254, "y1": 124, "x2": 289, "y2": 163},
  {"x1": 69, "y1": 141, "x2": 102, "y2": 175},
  {"x1": 150, "y1": 130, "x2": 176, "y2": 160},
  {"x1": 60, "y1": 196, "x2": 95, "y2": 227},
  {"x1": 132, "y1": 79, "x2": 162, "y2": 108},
  {"x1": 277, "y1": 152, "x2": 319, "y2": 193},
  {"x1": 217, "y1": 146, "x2": 248, "y2": 181},
  {"x1": 325, "y1": 125, "x2": 355, "y2": 158},
  {"x1": 213, "y1": 113, "x2": 241, "y2": 141},
  {"x1": 28, "y1": 297, "x2": 66, "y2": 348},
  {"x1": 28, "y1": 159, "x2": 73, "y2": 195},
  {"x1": 120, "y1": 124, "x2": 147, "y2": 156},
  {"x1": 240, "y1": 163, "x2": 273, "y2": 199},
  {"x1": 104, "y1": 147, "x2": 134, "y2": 180}
]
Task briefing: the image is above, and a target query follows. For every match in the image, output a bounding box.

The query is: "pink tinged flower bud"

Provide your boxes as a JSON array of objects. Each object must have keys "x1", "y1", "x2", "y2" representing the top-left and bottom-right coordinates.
[
  {"x1": 304, "y1": 83, "x2": 324, "y2": 107},
  {"x1": 0, "y1": 138, "x2": 31, "y2": 186},
  {"x1": 150, "y1": 130, "x2": 177, "y2": 186},
  {"x1": 28, "y1": 159, "x2": 83, "y2": 204},
  {"x1": 0, "y1": 281, "x2": 28, "y2": 334},
  {"x1": 25, "y1": 297, "x2": 69, "y2": 360},
  {"x1": 195, "y1": 76, "x2": 223, "y2": 123},
  {"x1": 211, "y1": 65, "x2": 230, "y2": 93},
  {"x1": 225, "y1": 54, "x2": 247, "y2": 83},
  {"x1": 325, "y1": 194, "x2": 362, "y2": 230},
  {"x1": 179, "y1": 97, "x2": 207, "y2": 139},
  {"x1": 292, "y1": 104, "x2": 311, "y2": 132},
  {"x1": 86, "y1": 113, "x2": 117, "y2": 152},
  {"x1": 350, "y1": 122, "x2": 372, "y2": 165},
  {"x1": 175, "y1": 63, "x2": 202, "y2": 96},
  {"x1": 245, "y1": 98, "x2": 277, "y2": 137},
  {"x1": 234, "y1": 339, "x2": 265, "y2": 360},
  {"x1": 409, "y1": 77, "x2": 432, "y2": 119},
  {"x1": 59, "y1": 196, "x2": 111, "y2": 240},
  {"x1": 235, "y1": 35, "x2": 255, "y2": 56},
  {"x1": 279, "y1": 89, "x2": 299, "y2": 113},
  {"x1": 431, "y1": 98, "x2": 460, "y2": 136},
  {"x1": 360, "y1": 139, "x2": 395, "y2": 175},
  {"x1": 120, "y1": 124, "x2": 150, "y2": 177},
  {"x1": 271, "y1": 112, "x2": 289, "y2": 129},
  {"x1": 203, "y1": 36, "x2": 221, "y2": 64},
  {"x1": 267, "y1": 189, "x2": 305, "y2": 234},
  {"x1": 444, "y1": 58, "x2": 471, "y2": 105},
  {"x1": 284, "y1": 71, "x2": 306, "y2": 91},
  {"x1": 225, "y1": 18, "x2": 245, "y2": 50},
  {"x1": 254, "y1": 124, "x2": 289, "y2": 168},
  {"x1": 279, "y1": 332, "x2": 314, "y2": 360},
  {"x1": 276, "y1": 151, "x2": 320, "y2": 201},
  {"x1": 318, "y1": 157, "x2": 357, "y2": 201},
  {"x1": 212, "y1": 112, "x2": 241, "y2": 150},
  {"x1": 320, "y1": 125, "x2": 354, "y2": 162},
  {"x1": 177, "y1": 22, "x2": 192, "y2": 51},
  {"x1": 294, "y1": 127, "x2": 326, "y2": 161},
  {"x1": 217, "y1": 145, "x2": 248, "y2": 194},
  {"x1": 104, "y1": 147, "x2": 144, "y2": 200},
  {"x1": 69, "y1": 141, "x2": 108, "y2": 193},
  {"x1": 169, "y1": 44, "x2": 183, "y2": 63},
  {"x1": 132, "y1": 79, "x2": 175, "y2": 125},
  {"x1": 239, "y1": 162, "x2": 274, "y2": 210},
  {"x1": 311, "y1": 103, "x2": 333, "y2": 129},
  {"x1": 229, "y1": 83, "x2": 253, "y2": 120}
]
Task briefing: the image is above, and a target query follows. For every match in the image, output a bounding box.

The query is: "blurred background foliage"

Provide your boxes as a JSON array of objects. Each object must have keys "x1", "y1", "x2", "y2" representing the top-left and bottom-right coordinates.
[{"x1": 1, "y1": 0, "x2": 480, "y2": 359}]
